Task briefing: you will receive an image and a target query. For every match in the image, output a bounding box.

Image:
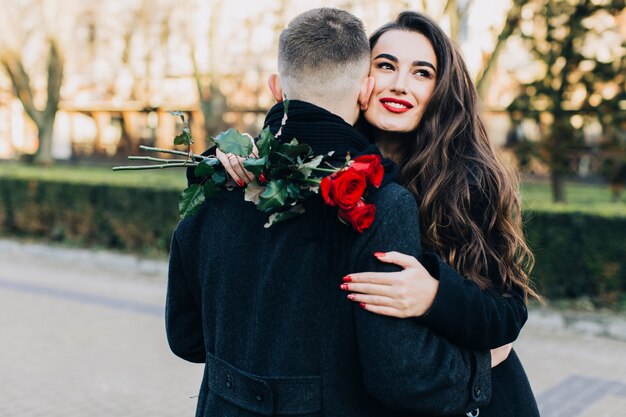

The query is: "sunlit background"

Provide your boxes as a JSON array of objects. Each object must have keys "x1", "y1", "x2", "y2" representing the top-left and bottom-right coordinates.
[{"x1": 2, "y1": 0, "x2": 622, "y2": 169}]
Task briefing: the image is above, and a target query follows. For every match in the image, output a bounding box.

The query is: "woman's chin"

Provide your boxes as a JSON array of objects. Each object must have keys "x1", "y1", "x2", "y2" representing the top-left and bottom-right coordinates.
[{"x1": 376, "y1": 122, "x2": 415, "y2": 134}]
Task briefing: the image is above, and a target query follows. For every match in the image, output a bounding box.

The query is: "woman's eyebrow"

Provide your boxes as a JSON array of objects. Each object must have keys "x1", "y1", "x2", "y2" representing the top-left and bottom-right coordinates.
[
  {"x1": 374, "y1": 53, "x2": 436, "y2": 72},
  {"x1": 373, "y1": 53, "x2": 398, "y2": 62},
  {"x1": 413, "y1": 60, "x2": 436, "y2": 71}
]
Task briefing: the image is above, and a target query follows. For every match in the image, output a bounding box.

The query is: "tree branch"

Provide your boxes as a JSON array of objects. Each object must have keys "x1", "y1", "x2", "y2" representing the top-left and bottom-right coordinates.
[{"x1": 476, "y1": 0, "x2": 525, "y2": 100}]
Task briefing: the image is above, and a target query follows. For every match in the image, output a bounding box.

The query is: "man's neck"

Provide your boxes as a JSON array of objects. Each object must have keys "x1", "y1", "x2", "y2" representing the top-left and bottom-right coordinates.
[{"x1": 285, "y1": 95, "x2": 358, "y2": 125}]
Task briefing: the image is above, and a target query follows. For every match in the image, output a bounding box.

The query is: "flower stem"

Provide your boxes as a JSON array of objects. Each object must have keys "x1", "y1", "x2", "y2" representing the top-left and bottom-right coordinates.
[
  {"x1": 128, "y1": 156, "x2": 190, "y2": 163},
  {"x1": 112, "y1": 162, "x2": 198, "y2": 171},
  {"x1": 139, "y1": 145, "x2": 206, "y2": 161},
  {"x1": 310, "y1": 167, "x2": 337, "y2": 173}
]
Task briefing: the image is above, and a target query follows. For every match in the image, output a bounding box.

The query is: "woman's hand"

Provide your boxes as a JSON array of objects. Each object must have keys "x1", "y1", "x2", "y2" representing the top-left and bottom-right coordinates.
[
  {"x1": 216, "y1": 133, "x2": 259, "y2": 186},
  {"x1": 340, "y1": 251, "x2": 439, "y2": 318},
  {"x1": 490, "y1": 343, "x2": 512, "y2": 368}
]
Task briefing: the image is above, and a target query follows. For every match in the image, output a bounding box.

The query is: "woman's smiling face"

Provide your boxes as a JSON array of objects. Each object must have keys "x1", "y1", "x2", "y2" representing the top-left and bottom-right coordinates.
[{"x1": 364, "y1": 30, "x2": 438, "y2": 133}]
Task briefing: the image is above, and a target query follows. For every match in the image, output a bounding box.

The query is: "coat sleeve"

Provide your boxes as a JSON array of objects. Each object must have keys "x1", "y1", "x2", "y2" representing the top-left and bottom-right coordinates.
[
  {"x1": 414, "y1": 252, "x2": 528, "y2": 350},
  {"x1": 165, "y1": 230, "x2": 206, "y2": 363},
  {"x1": 353, "y1": 192, "x2": 491, "y2": 415}
]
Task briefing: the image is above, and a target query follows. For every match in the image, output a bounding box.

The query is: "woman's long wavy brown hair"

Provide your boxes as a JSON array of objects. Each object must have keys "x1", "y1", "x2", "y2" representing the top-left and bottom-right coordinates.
[{"x1": 369, "y1": 12, "x2": 539, "y2": 299}]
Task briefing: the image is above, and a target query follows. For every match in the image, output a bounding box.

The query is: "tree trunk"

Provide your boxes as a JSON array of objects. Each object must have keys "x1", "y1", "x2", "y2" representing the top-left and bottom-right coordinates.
[
  {"x1": 548, "y1": 118, "x2": 572, "y2": 203},
  {"x1": 34, "y1": 121, "x2": 55, "y2": 165},
  {"x1": 550, "y1": 171, "x2": 566, "y2": 203}
]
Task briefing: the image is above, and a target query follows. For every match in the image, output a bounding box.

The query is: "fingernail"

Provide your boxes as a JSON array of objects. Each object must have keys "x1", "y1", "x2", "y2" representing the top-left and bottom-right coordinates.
[
  {"x1": 347, "y1": 294, "x2": 355, "y2": 300},
  {"x1": 340, "y1": 283, "x2": 349, "y2": 291},
  {"x1": 359, "y1": 303, "x2": 367, "y2": 309},
  {"x1": 374, "y1": 252, "x2": 385, "y2": 258},
  {"x1": 237, "y1": 179, "x2": 244, "y2": 187},
  {"x1": 342, "y1": 276, "x2": 352, "y2": 282}
]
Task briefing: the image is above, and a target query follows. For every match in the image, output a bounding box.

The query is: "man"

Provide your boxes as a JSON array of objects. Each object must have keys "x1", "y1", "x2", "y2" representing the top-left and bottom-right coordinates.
[{"x1": 166, "y1": 8, "x2": 491, "y2": 416}]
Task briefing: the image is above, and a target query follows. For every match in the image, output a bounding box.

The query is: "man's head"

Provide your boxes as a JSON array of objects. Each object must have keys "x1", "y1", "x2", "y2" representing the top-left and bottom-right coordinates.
[{"x1": 268, "y1": 8, "x2": 374, "y2": 124}]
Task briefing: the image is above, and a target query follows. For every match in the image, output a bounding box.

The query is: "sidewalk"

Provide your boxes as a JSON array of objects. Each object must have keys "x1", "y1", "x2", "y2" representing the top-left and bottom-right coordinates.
[{"x1": 1, "y1": 238, "x2": 626, "y2": 416}]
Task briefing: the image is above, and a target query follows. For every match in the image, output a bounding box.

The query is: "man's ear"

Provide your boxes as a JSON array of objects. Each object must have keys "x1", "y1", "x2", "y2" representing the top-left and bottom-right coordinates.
[
  {"x1": 358, "y1": 76, "x2": 375, "y2": 110},
  {"x1": 267, "y1": 74, "x2": 284, "y2": 103}
]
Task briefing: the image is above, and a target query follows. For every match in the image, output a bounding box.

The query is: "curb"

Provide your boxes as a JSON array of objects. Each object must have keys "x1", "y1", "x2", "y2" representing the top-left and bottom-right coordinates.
[{"x1": 528, "y1": 308, "x2": 626, "y2": 342}]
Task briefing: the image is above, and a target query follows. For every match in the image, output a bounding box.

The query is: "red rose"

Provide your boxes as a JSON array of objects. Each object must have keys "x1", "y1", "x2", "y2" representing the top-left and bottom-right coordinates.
[
  {"x1": 350, "y1": 154, "x2": 383, "y2": 188},
  {"x1": 320, "y1": 169, "x2": 367, "y2": 210},
  {"x1": 338, "y1": 200, "x2": 376, "y2": 233}
]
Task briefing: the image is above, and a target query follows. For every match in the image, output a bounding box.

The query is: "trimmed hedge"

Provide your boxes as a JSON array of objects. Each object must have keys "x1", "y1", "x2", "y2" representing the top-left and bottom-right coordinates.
[
  {"x1": 1, "y1": 177, "x2": 625, "y2": 301},
  {"x1": 523, "y1": 210, "x2": 626, "y2": 302},
  {"x1": 0, "y1": 178, "x2": 179, "y2": 255}
]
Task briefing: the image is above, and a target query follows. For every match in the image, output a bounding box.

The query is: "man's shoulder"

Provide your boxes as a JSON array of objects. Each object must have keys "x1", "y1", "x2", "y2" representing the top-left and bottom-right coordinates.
[{"x1": 369, "y1": 182, "x2": 417, "y2": 212}]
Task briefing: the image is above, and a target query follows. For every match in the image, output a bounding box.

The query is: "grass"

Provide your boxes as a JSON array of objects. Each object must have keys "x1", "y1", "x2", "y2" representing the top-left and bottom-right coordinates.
[
  {"x1": 0, "y1": 161, "x2": 187, "y2": 190},
  {"x1": 520, "y1": 178, "x2": 626, "y2": 217}
]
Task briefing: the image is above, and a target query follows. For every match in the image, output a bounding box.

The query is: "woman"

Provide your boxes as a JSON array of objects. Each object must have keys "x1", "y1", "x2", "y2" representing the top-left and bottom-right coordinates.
[
  {"x1": 221, "y1": 11, "x2": 540, "y2": 417},
  {"x1": 340, "y1": 12, "x2": 541, "y2": 417}
]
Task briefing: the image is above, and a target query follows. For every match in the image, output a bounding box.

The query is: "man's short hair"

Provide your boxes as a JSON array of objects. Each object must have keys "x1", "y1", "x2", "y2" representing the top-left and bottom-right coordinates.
[{"x1": 278, "y1": 8, "x2": 370, "y2": 99}]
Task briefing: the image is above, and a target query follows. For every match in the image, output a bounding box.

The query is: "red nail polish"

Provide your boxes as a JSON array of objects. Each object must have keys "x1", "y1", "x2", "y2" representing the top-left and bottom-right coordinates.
[
  {"x1": 340, "y1": 283, "x2": 349, "y2": 291},
  {"x1": 347, "y1": 294, "x2": 355, "y2": 300},
  {"x1": 359, "y1": 303, "x2": 367, "y2": 309},
  {"x1": 342, "y1": 276, "x2": 352, "y2": 282},
  {"x1": 237, "y1": 179, "x2": 245, "y2": 187},
  {"x1": 374, "y1": 252, "x2": 385, "y2": 258}
]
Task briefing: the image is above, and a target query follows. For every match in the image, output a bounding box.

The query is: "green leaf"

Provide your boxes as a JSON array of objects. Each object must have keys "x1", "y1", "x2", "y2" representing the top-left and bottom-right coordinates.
[
  {"x1": 214, "y1": 128, "x2": 253, "y2": 156},
  {"x1": 263, "y1": 205, "x2": 305, "y2": 229},
  {"x1": 297, "y1": 154, "x2": 324, "y2": 178},
  {"x1": 211, "y1": 169, "x2": 227, "y2": 185},
  {"x1": 194, "y1": 160, "x2": 216, "y2": 177},
  {"x1": 286, "y1": 182, "x2": 300, "y2": 202},
  {"x1": 257, "y1": 180, "x2": 289, "y2": 212},
  {"x1": 244, "y1": 181, "x2": 266, "y2": 204},
  {"x1": 256, "y1": 127, "x2": 275, "y2": 158},
  {"x1": 243, "y1": 157, "x2": 267, "y2": 177},
  {"x1": 173, "y1": 128, "x2": 193, "y2": 146},
  {"x1": 278, "y1": 139, "x2": 312, "y2": 159},
  {"x1": 203, "y1": 180, "x2": 220, "y2": 199},
  {"x1": 179, "y1": 184, "x2": 205, "y2": 219}
]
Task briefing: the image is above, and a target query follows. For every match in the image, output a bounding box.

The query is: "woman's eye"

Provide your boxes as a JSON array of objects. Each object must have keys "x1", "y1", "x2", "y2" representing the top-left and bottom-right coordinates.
[
  {"x1": 414, "y1": 69, "x2": 434, "y2": 79},
  {"x1": 376, "y1": 62, "x2": 394, "y2": 70}
]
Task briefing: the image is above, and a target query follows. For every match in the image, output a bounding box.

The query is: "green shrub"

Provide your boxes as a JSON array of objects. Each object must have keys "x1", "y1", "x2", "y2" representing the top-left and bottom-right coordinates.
[
  {"x1": 523, "y1": 210, "x2": 626, "y2": 303},
  {"x1": 0, "y1": 178, "x2": 179, "y2": 255}
]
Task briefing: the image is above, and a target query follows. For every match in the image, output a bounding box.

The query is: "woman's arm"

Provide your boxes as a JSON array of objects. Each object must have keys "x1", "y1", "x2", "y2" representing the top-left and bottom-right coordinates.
[{"x1": 342, "y1": 251, "x2": 527, "y2": 350}]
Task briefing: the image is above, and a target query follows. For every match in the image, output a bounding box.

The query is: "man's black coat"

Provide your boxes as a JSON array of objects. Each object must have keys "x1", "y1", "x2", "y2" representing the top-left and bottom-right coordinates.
[{"x1": 166, "y1": 101, "x2": 491, "y2": 417}]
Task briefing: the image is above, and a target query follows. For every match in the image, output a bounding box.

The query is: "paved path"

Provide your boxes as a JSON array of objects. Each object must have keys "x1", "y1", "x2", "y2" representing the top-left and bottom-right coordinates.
[{"x1": 2, "y1": 239, "x2": 626, "y2": 416}]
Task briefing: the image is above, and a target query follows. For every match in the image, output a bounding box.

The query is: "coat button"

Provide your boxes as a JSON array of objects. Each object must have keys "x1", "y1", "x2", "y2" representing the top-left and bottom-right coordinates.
[
  {"x1": 226, "y1": 375, "x2": 233, "y2": 389},
  {"x1": 255, "y1": 393, "x2": 264, "y2": 402},
  {"x1": 473, "y1": 385, "x2": 481, "y2": 398}
]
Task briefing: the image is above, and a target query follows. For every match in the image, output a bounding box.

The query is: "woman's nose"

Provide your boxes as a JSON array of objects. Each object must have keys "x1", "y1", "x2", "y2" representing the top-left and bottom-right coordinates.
[{"x1": 390, "y1": 73, "x2": 408, "y2": 94}]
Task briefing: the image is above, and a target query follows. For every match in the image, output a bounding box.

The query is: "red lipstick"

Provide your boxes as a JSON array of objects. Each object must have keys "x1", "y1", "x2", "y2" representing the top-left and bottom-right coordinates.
[{"x1": 380, "y1": 97, "x2": 413, "y2": 114}]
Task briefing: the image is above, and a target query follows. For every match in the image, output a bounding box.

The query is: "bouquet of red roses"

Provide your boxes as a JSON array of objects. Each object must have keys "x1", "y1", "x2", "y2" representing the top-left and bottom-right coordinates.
[
  {"x1": 113, "y1": 103, "x2": 383, "y2": 232},
  {"x1": 320, "y1": 155, "x2": 383, "y2": 232}
]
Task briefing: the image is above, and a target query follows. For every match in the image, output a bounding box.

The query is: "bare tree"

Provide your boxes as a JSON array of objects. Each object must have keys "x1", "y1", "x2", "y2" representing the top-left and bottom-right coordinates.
[
  {"x1": 186, "y1": 0, "x2": 228, "y2": 142},
  {"x1": 0, "y1": 1, "x2": 67, "y2": 164}
]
